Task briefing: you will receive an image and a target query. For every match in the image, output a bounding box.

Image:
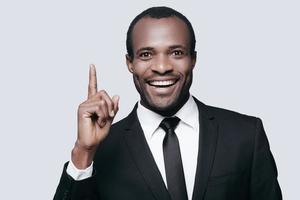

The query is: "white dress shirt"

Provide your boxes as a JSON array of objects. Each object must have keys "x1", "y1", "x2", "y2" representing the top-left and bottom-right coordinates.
[
  {"x1": 137, "y1": 95, "x2": 199, "y2": 199},
  {"x1": 67, "y1": 95, "x2": 199, "y2": 199}
]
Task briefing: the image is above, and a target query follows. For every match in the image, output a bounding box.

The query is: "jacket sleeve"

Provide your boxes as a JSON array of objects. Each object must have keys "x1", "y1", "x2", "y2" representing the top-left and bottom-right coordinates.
[
  {"x1": 53, "y1": 162, "x2": 98, "y2": 200},
  {"x1": 250, "y1": 118, "x2": 282, "y2": 200}
]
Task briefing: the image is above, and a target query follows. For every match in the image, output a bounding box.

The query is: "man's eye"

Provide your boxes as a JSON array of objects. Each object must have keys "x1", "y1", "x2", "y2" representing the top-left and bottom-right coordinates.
[
  {"x1": 139, "y1": 52, "x2": 152, "y2": 58},
  {"x1": 172, "y1": 50, "x2": 184, "y2": 56}
]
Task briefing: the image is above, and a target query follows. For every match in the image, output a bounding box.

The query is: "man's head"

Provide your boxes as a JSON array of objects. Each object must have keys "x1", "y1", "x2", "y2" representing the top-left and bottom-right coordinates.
[{"x1": 126, "y1": 6, "x2": 197, "y2": 116}]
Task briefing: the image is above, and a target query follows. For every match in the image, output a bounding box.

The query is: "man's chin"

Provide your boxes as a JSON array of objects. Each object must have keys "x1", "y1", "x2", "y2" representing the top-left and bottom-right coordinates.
[
  {"x1": 142, "y1": 92, "x2": 189, "y2": 116},
  {"x1": 144, "y1": 99, "x2": 180, "y2": 116}
]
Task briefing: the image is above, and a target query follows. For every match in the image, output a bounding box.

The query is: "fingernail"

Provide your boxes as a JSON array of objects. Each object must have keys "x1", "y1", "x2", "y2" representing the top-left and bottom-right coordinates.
[{"x1": 110, "y1": 110, "x2": 115, "y2": 117}]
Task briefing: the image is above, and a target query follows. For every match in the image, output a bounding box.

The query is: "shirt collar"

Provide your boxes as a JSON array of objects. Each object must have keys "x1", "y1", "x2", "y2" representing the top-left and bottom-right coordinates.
[
  {"x1": 175, "y1": 95, "x2": 199, "y2": 130},
  {"x1": 137, "y1": 95, "x2": 199, "y2": 140}
]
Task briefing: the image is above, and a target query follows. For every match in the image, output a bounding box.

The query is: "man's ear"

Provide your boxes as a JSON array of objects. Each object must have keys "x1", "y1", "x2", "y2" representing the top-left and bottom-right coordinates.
[
  {"x1": 191, "y1": 51, "x2": 197, "y2": 69},
  {"x1": 126, "y1": 54, "x2": 134, "y2": 73}
]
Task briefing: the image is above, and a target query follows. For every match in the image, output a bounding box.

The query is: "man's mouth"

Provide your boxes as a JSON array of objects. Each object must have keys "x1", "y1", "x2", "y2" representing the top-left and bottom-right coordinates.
[{"x1": 147, "y1": 79, "x2": 178, "y2": 88}]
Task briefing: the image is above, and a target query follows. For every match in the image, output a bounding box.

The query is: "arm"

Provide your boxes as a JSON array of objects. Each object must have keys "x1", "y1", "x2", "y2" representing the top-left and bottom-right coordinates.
[
  {"x1": 250, "y1": 118, "x2": 282, "y2": 199},
  {"x1": 54, "y1": 65, "x2": 119, "y2": 200},
  {"x1": 53, "y1": 162, "x2": 97, "y2": 200}
]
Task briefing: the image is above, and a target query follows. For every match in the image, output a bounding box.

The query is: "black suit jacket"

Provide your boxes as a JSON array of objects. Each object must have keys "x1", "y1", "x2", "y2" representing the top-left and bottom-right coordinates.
[{"x1": 54, "y1": 98, "x2": 282, "y2": 200}]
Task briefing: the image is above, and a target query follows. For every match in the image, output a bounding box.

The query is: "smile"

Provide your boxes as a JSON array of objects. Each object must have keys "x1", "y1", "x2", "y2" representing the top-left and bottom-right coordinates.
[{"x1": 147, "y1": 79, "x2": 178, "y2": 88}]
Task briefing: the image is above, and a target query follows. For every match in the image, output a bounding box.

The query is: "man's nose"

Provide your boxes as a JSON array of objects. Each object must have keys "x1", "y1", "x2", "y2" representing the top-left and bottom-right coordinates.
[{"x1": 151, "y1": 54, "x2": 173, "y2": 74}]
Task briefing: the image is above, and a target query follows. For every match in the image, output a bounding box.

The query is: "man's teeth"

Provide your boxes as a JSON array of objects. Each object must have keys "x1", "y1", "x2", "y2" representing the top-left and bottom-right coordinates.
[{"x1": 149, "y1": 80, "x2": 175, "y2": 86}]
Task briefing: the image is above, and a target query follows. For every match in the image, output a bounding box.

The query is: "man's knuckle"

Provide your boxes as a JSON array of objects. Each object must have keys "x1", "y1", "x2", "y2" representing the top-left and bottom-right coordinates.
[
  {"x1": 89, "y1": 86, "x2": 96, "y2": 92},
  {"x1": 107, "y1": 100, "x2": 112, "y2": 107},
  {"x1": 78, "y1": 103, "x2": 85, "y2": 110},
  {"x1": 99, "y1": 89, "x2": 106, "y2": 94}
]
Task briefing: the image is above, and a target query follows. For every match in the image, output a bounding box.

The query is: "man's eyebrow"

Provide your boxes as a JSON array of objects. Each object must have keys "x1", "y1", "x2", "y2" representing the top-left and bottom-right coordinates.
[
  {"x1": 169, "y1": 45, "x2": 187, "y2": 50},
  {"x1": 136, "y1": 47, "x2": 154, "y2": 53},
  {"x1": 135, "y1": 45, "x2": 187, "y2": 54}
]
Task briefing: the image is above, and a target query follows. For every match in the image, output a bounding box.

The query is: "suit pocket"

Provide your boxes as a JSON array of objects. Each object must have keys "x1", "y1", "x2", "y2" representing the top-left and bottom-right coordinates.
[
  {"x1": 204, "y1": 171, "x2": 249, "y2": 200},
  {"x1": 207, "y1": 171, "x2": 245, "y2": 186}
]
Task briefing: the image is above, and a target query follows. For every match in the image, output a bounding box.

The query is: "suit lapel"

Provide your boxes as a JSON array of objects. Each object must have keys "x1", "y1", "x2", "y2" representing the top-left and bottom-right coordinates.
[
  {"x1": 192, "y1": 98, "x2": 219, "y2": 200},
  {"x1": 122, "y1": 99, "x2": 219, "y2": 200},
  {"x1": 123, "y1": 104, "x2": 171, "y2": 200}
]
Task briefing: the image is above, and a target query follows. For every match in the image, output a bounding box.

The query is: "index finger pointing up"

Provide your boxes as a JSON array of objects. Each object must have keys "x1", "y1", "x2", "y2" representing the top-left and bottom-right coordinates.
[{"x1": 88, "y1": 64, "x2": 98, "y2": 99}]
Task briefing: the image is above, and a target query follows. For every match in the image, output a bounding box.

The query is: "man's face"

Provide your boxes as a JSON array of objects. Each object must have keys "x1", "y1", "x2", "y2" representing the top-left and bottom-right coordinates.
[{"x1": 126, "y1": 16, "x2": 196, "y2": 115}]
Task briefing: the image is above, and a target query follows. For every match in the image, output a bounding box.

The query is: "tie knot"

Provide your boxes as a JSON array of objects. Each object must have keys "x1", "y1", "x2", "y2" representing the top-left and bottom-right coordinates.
[{"x1": 159, "y1": 117, "x2": 180, "y2": 132}]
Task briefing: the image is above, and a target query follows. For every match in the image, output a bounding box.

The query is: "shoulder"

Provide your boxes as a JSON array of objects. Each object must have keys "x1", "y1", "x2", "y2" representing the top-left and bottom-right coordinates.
[
  {"x1": 194, "y1": 97, "x2": 261, "y2": 130},
  {"x1": 208, "y1": 104, "x2": 257, "y2": 122},
  {"x1": 208, "y1": 104, "x2": 262, "y2": 131}
]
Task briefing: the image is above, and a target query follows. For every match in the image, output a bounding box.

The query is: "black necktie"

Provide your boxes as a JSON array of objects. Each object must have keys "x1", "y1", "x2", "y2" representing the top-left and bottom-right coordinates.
[{"x1": 160, "y1": 117, "x2": 188, "y2": 200}]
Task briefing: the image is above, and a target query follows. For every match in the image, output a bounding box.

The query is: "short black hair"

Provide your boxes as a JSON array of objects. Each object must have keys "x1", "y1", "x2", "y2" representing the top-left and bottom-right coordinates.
[{"x1": 126, "y1": 6, "x2": 196, "y2": 59}]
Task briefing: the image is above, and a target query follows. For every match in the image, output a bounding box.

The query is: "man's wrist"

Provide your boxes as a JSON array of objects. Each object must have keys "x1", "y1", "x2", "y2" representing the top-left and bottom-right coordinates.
[{"x1": 71, "y1": 141, "x2": 97, "y2": 169}]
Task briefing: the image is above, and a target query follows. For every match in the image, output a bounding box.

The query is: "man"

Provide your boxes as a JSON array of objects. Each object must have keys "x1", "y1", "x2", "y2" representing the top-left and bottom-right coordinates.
[{"x1": 54, "y1": 6, "x2": 282, "y2": 200}]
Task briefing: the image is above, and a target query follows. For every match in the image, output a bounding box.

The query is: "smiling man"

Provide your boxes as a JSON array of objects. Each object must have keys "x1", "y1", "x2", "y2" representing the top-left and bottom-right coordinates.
[
  {"x1": 54, "y1": 7, "x2": 282, "y2": 200},
  {"x1": 127, "y1": 16, "x2": 195, "y2": 116}
]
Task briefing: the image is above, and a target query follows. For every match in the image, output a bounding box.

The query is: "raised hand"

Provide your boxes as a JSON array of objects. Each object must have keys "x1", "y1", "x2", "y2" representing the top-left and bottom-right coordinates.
[{"x1": 72, "y1": 64, "x2": 119, "y2": 169}]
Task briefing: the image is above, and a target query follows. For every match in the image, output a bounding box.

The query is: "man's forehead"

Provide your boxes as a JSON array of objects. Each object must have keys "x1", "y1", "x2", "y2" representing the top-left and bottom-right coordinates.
[{"x1": 131, "y1": 16, "x2": 190, "y2": 51}]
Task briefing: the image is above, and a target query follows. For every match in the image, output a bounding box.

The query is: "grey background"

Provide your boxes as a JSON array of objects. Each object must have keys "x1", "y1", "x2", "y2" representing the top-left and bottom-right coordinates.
[{"x1": 0, "y1": 0, "x2": 299, "y2": 199}]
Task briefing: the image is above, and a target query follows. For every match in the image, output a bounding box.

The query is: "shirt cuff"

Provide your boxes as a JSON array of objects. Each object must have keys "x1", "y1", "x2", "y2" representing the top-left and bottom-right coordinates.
[{"x1": 66, "y1": 160, "x2": 93, "y2": 181}]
